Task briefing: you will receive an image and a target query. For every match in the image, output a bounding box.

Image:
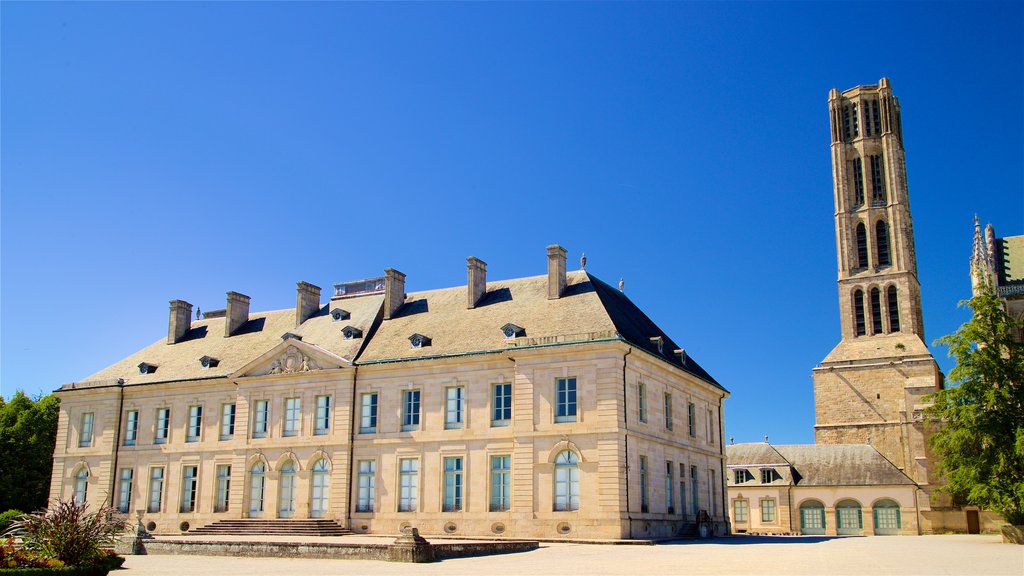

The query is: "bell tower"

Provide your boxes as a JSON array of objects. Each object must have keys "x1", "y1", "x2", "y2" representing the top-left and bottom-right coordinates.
[{"x1": 813, "y1": 80, "x2": 944, "y2": 524}]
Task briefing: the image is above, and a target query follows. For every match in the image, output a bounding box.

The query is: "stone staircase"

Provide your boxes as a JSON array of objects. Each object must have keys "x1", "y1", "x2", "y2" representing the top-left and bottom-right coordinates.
[{"x1": 190, "y1": 519, "x2": 352, "y2": 537}]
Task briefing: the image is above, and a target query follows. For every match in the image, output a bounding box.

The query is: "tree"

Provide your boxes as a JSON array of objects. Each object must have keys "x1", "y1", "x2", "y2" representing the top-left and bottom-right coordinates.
[
  {"x1": 928, "y1": 280, "x2": 1024, "y2": 525},
  {"x1": 0, "y1": 392, "x2": 60, "y2": 512}
]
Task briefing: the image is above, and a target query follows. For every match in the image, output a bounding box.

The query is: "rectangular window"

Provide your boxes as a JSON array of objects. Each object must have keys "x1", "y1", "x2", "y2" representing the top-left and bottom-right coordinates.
[
  {"x1": 637, "y1": 382, "x2": 647, "y2": 423},
  {"x1": 215, "y1": 464, "x2": 231, "y2": 512},
  {"x1": 734, "y1": 499, "x2": 749, "y2": 523},
  {"x1": 401, "y1": 390, "x2": 420, "y2": 431},
  {"x1": 360, "y1": 393, "x2": 378, "y2": 434},
  {"x1": 124, "y1": 410, "x2": 138, "y2": 446},
  {"x1": 639, "y1": 456, "x2": 649, "y2": 513},
  {"x1": 117, "y1": 468, "x2": 133, "y2": 513},
  {"x1": 356, "y1": 460, "x2": 375, "y2": 513},
  {"x1": 690, "y1": 465, "x2": 699, "y2": 515},
  {"x1": 869, "y1": 99, "x2": 881, "y2": 136},
  {"x1": 443, "y1": 457, "x2": 464, "y2": 512},
  {"x1": 79, "y1": 412, "x2": 94, "y2": 447},
  {"x1": 283, "y1": 397, "x2": 300, "y2": 437},
  {"x1": 687, "y1": 402, "x2": 696, "y2": 437},
  {"x1": 665, "y1": 461, "x2": 674, "y2": 514},
  {"x1": 710, "y1": 468, "x2": 719, "y2": 516},
  {"x1": 252, "y1": 400, "x2": 269, "y2": 438},
  {"x1": 492, "y1": 383, "x2": 512, "y2": 426},
  {"x1": 445, "y1": 387, "x2": 464, "y2": 430},
  {"x1": 853, "y1": 157, "x2": 865, "y2": 205},
  {"x1": 220, "y1": 403, "x2": 235, "y2": 440},
  {"x1": 735, "y1": 469, "x2": 754, "y2": 483},
  {"x1": 186, "y1": 405, "x2": 202, "y2": 443},
  {"x1": 707, "y1": 409, "x2": 713, "y2": 442},
  {"x1": 148, "y1": 467, "x2": 164, "y2": 513},
  {"x1": 761, "y1": 498, "x2": 776, "y2": 523},
  {"x1": 555, "y1": 377, "x2": 577, "y2": 423},
  {"x1": 398, "y1": 458, "x2": 418, "y2": 512},
  {"x1": 664, "y1": 393, "x2": 673, "y2": 430},
  {"x1": 679, "y1": 463, "x2": 687, "y2": 518},
  {"x1": 490, "y1": 455, "x2": 511, "y2": 512},
  {"x1": 851, "y1": 102, "x2": 859, "y2": 137},
  {"x1": 315, "y1": 395, "x2": 331, "y2": 435},
  {"x1": 180, "y1": 465, "x2": 198, "y2": 513},
  {"x1": 870, "y1": 154, "x2": 886, "y2": 203}
]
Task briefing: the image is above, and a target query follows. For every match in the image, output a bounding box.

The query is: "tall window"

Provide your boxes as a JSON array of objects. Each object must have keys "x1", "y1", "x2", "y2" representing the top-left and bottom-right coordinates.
[
  {"x1": 666, "y1": 461, "x2": 675, "y2": 514},
  {"x1": 868, "y1": 99, "x2": 881, "y2": 136},
  {"x1": 124, "y1": 410, "x2": 138, "y2": 446},
  {"x1": 155, "y1": 408, "x2": 170, "y2": 444},
  {"x1": 555, "y1": 378, "x2": 577, "y2": 423},
  {"x1": 310, "y1": 459, "x2": 330, "y2": 518},
  {"x1": 445, "y1": 387, "x2": 464, "y2": 429},
  {"x1": 79, "y1": 413, "x2": 94, "y2": 448},
  {"x1": 215, "y1": 465, "x2": 231, "y2": 512},
  {"x1": 249, "y1": 462, "x2": 265, "y2": 517},
  {"x1": 278, "y1": 460, "x2": 296, "y2": 518},
  {"x1": 679, "y1": 463, "x2": 687, "y2": 518},
  {"x1": 690, "y1": 465, "x2": 699, "y2": 515},
  {"x1": 148, "y1": 467, "x2": 164, "y2": 513},
  {"x1": 443, "y1": 457, "x2": 464, "y2": 512},
  {"x1": 180, "y1": 465, "x2": 198, "y2": 513},
  {"x1": 876, "y1": 221, "x2": 891, "y2": 266},
  {"x1": 252, "y1": 400, "x2": 269, "y2": 438},
  {"x1": 854, "y1": 289, "x2": 866, "y2": 336},
  {"x1": 870, "y1": 155, "x2": 886, "y2": 203},
  {"x1": 74, "y1": 469, "x2": 88, "y2": 503},
  {"x1": 356, "y1": 460, "x2": 375, "y2": 513},
  {"x1": 852, "y1": 157, "x2": 865, "y2": 205},
  {"x1": 664, "y1": 393, "x2": 673, "y2": 430},
  {"x1": 360, "y1": 393, "x2": 378, "y2": 434},
  {"x1": 220, "y1": 403, "x2": 236, "y2": 440},
  {"x1": 870, "y1": 288, "x2": 883, "y2": 334},
  {"x1": 637, "y1": 382, "x2": 647, "y2": 423},
  {"x1": 315, "y1": 395, "x2": 331, "y2": 435},
  {"x1": 707, "y1": 408, "x2": 715, "y2": 443},
  {"x1": 842, "y1": 102, "x2": 859, "y2": 140},
  {"x1": 687, "y1": 402, "x2": 696, "y2": 437},
  {"x1": 855, "y1": 223, "x2": 868, "y2": 268},
  {"x1": 734, "y1": 499, "x2": 749, "y2": 523},
  {"x1": 887, "y1": 286, "x2": 901, "y2": 332},
  {"x1": 398, "y1": 459, "x2": 418, "y2": 512},
  {"x1": 402, "y1": 390, "x2": 421, "y2": 431},
  {"x1": 187, "y1": 405, "x2": 202, "y2": 443},
  {"x1": 639, "y1": 455, "x2": 649, "y2": 513},
  {"x1": 709, "y1": 468, "x2": 719, "y2": 516},
  {"x1": 492, "y1": 383, "x2": 512, "y2": 426},
  {"x1": 761, "y1": 498, "x2": 776, "y2": 522},
  {"x1": 490, "y1": 455, "x2": 511, "y2": 512},
  {"x1": 117, "y1": 468, "x2": 133, "y2": 513},
  {"x1": 283, "y1": 398, "x2": 300, "y2": 437},
  {"x1": 553, "y1": 450, "x2": 579, "y2": 511}
]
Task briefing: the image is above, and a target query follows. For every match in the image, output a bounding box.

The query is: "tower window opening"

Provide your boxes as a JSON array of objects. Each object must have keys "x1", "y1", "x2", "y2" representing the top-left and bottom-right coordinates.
[
  {"x1": 876, "y1": 221, "x2": 891, "y2": 267},
  {"x1": 869, "y1": 100, "x2": 881, "y2": 136},
  {"x1": 870, "y1": 155, "x2": 886, "y2": 204},
  {"x1": 854, "y1": 290, "x2": 866, "y2": 336},
  {"x1": 870, "y1": 288, "x2": 883, "y2": 334},
  {"x1": 887, "y1": 286, "x2": 901, "y2": 332},
  {"x1": 852, "y1": 158, "x2": 865, "y2": 206},
  {"x1": 843, "y1": 102, "x2": 860, "y2": 139},
  {"x1": 855, "y1": 223, "x2": 868, "y2": 269}
]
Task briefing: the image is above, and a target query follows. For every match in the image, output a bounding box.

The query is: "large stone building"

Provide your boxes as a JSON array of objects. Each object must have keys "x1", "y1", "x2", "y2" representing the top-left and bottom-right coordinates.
[
  {"x1": 50, "y1": 246, "x2": 730, "y2": 540},
  {"x1": 970, "y1": 217, "x2": 1024, "y2": 339}
]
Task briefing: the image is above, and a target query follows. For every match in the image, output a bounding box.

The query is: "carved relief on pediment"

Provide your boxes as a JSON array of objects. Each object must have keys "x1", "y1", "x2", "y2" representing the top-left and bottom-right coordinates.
[{"x1": 261, "y1": 345, "x2": 322, "y2": 376}]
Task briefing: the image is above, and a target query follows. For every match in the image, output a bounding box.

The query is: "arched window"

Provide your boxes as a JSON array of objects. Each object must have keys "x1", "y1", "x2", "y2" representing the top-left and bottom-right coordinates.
[
  {"x1": 249, "y1": 462, "x2": 265, "y2": 518},
  {"x1": 310, "y1": 459, "x2": 330, "y2": 518},
  {"x1": 876, "y1": 221, "x2": 891, "y2": 266},
  {"x1": 799, "y1": 500, "x2": 826, "y2": 535},
  {"x1": 887, "y1": 286, "x2": 901, "y2": 332},
  {"x1": 74, "y1": 469, "x2": 88, "y2": 504},
  {"x1": 836, "y1": 499, "x2": 863, "y2": 535},
  {"x1": 855, "y1": 223, "x2": 868, "y2": 269},
  {"x1": 870, "y1": 288, "x2": 883, "y2": 334},
  {"x1": 279, "y1": 460, "x2": 296, "y2": 518},
  {"x1": 853, "y1": 290, "x2": 866, "y2": 336},
  {"x1": 553, "y1": 450, "x2": 579, "y2": 511},
  {"x1": 873, "y1": 499, "x2": 901, "y2": 535}
]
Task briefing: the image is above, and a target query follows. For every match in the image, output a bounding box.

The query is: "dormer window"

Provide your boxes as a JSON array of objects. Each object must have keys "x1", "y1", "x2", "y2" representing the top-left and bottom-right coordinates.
[
  {"x1": 138, "y1": 362, "x2": 157, "y2": 375},
  {"x1": 501, "y1": 323, "x2": 525, "y2": 339},
  {"x1": 649, "y1": 336, "x2": 664, "y2": 354},
  {"x1": 760, "y1": 468, "x2": 782, "y2": 483},
  {"x1": 341, "y1": 326, "x2": 363, "y2": 340},
  {"x1": 331, "y1": 308, "x2": 350, "y2": 322},
  {"x1": 409, "y1": 333, "x2": 431, "y2": 349},
  {"x1": 674, "y1": 349, "x2": 687, "y2": 364},
  {"x1": 734, "y1": 469, "x2": 754, "y2": 483},
  {"x1": 199, "y1": 356, "x2": 220, "y2": 369},
  {"x1": 281, "y1": 332, "x2": 302, "y2": 341}
]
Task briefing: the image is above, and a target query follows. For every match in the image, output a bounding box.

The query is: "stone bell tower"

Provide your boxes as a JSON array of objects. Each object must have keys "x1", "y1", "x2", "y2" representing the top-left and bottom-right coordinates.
[{"x1": 812, "y1": 80, "x2": 944, "y2": 518}]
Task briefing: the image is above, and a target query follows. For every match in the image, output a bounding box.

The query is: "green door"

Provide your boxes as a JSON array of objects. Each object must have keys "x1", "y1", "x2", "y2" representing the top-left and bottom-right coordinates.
[{"x1": 873, "y1": 500, "x2": 901, "y2": 535}]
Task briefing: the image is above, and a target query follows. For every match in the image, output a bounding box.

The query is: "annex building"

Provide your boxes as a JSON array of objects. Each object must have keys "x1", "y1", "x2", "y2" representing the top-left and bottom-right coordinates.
[{"x1": 50, "y1": 246, "x2": 730, "y2": 540}]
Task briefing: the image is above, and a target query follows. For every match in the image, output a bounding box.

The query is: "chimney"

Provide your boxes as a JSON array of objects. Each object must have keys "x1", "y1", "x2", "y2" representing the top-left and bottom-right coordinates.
[
  {"x1": 167, "y1": 300, "x2": 193, "y2": 344},
  {"x1": 467, "y1": 257, "x2": 487, "y2": 309},
  {"x1": 547, "y1": 244, "x2": 567, "y2": 299},
  {"x1": 225, "y1": 291, "x2": 251, "y2": 337},
  {"x1": 295, "y1": 281, "x2": 321, "y2": 327},
  {"x1": 384, "y1": 268, "x2": 406, "y2": 320}
]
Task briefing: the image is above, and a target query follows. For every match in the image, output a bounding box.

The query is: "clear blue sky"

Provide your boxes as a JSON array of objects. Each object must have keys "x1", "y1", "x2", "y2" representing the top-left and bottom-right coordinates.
[{"x1": 2, "y1": 2, "x2": 1022, "y2": 444}]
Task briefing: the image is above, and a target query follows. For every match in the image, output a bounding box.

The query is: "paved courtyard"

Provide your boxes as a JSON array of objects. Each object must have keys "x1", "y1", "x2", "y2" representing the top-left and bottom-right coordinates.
[{"x1": 122, "y1": 534, "x2": 1023, "y2": 575}]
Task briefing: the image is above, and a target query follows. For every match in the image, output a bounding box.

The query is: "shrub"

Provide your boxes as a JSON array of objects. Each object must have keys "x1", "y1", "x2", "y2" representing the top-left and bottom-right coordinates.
[
  {"x1": 0, "y1": 511, "x2": 23, "y2": 535},
  {"x1": 6, "y1": 500, "x2": 126, "y2": 567}
]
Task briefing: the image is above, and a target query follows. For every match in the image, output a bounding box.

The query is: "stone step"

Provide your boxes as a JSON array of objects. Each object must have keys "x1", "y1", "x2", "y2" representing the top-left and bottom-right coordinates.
[{"x1": 191, "y1": 519, "x2": 352, "y2": 536}]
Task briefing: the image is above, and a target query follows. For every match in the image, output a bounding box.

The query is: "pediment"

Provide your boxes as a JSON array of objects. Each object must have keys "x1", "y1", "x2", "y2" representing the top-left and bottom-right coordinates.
[{"x1": 232, "y1": 339, "x2": 349, "y2": 378}]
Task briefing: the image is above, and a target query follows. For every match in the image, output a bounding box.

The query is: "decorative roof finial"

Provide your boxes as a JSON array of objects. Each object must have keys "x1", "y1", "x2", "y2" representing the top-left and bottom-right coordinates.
[
  {"x1": 580, "y1": 253, "x2": 587, "y2": 270},
  {"x1": 729, "y1": 437, "x2": 734, "y2": 445},
  {"x1": 618, "y1": 278, "x2": 624, "y2": 292},
  {"x1": 196, "y1": 307, "x2": 201, "y2": 320},
  {"x1": 764, "y1": 435, "x2": 769, "y2": 444}
]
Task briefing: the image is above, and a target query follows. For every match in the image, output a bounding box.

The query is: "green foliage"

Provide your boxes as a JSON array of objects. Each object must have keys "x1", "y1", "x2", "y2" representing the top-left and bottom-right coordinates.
[
  {"x1": 0, "y1": 393, "x2": 60, "y2": 513},
  {"x1": 6, "y1": 500, "x2": 126, "y2": 567},
  {"x1": 928, "y1": 280, "x2": 1024, "y2": 525}
]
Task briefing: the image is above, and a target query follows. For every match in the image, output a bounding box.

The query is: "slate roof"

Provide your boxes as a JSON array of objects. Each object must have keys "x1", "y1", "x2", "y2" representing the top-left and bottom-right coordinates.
[
  {"x1": 725, "y1": 442, "x2": 789, "y2": 467},
  {"x1": 726, "y1": 443, "x2": 916, "y2": 487}
]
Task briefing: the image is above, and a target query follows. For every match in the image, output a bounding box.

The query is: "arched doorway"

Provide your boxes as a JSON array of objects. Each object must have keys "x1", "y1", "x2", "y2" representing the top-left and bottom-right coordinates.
[
  {"x1": 278, "y1": 460, "x2": 296, "y2": 518},
  {"x1": 310, "y1": 459, "x2": 330, "y2": 518},
  {"x1": 873, "y1": 499, "x2": 901, "y2": 535},
  {"x1": 835, "y1": 499, "x2": 863, "y2": 535},
  {"x1": 800, "y1": 500, "x2": 826, "y2": 535},
  {"x1": 249, "y1": 462, "x2": 265, "y2": 518}
]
